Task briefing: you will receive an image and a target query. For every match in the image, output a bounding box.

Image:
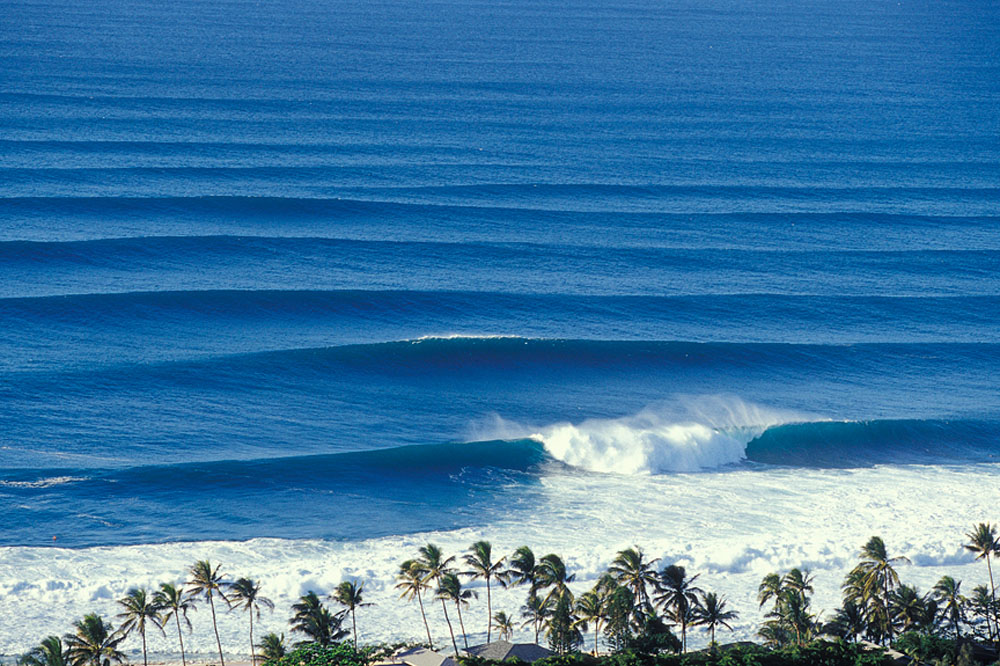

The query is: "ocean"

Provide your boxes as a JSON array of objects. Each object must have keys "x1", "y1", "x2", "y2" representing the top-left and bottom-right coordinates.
[{"x1": 1, "y1": 0, "x2": 999, "y2": 657}]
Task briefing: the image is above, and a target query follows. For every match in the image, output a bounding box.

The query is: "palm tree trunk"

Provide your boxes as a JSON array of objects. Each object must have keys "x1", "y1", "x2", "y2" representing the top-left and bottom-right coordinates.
[
  {"x1": 534, "y1": 618, "x2": 539, "y2": 644},
  {"x1": 710, "y1": 624, "x2": 716, "y2": 652},
  {"x1": 681, "y1": 620, "x2": 686, "y2": 653},
  {"x1": 441, "y1": 599, "x2": 459, "y2": 657},
  {"x1": 593, "y1": 622, "x2": 599, "y2": 656},
  {"x1": 456, "y1": 602, "x2": 469, "y2": 649},
  {"x1": 486, "y1": 578, "x2": 492, "y2": 643},
  {"x1": 416, "y1": 588, "x2": 433, "y2": 648},
  {"x1": 142, "y1": 629, "x2": 148, "y2": 666},
  {"x1": 210, "y1": 594, "x2": 226, "y2": 666},
  {"x1": 987, "y1": 556, "x2": 997, "y2": 643},
  {"x1": 249, "y1": 610, "x2": 255, "y2": 666},
  {"x1": 352, "y1": 608, "x2": 358, "y2": 649},
  {"x1": 175, "y1": 612, "x2": 188, "y2": 666}
]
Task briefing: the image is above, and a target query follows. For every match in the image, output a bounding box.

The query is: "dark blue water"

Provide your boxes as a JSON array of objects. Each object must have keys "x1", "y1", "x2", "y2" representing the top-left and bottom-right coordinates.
[{"x1": 2, "y1": 0, "x2": 999, "y2": 547}]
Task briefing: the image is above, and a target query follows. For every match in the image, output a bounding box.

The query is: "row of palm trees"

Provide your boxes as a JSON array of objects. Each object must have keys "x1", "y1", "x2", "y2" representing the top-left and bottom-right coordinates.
[
  {"x1": 18, "y1": 523, "x2": 1000, "y2": 665},
  {"x1": 391, "y1": 541, "x2": 737, "y2": 656},
  {"x1": 756, "y1": 525, "x2": 1000, "y2": 650}
]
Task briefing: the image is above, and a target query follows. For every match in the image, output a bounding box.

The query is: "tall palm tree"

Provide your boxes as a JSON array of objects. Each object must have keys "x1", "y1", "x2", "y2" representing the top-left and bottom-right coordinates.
[
  {"x1": 609, "y1": 547, "x2": 660, "y2": 611},
  {"x1": 256, "y1": 633, "x2": 286, "y2": 663},
  {"x1": 332, "y1": 580, "x2": 371, "y2": 649},
  {"x1": 116, "y1": 588, "x2": 163, "y2": 666},
  {"x1": 654, "y1": 564, "x2": 702, "y2": 653},
  {"x1": 827, "y1": 600, "x2": 866, "y2": 643},
  {"x1": 438, "y1": 572, "x2": 477, "y2": 650},
  {"x1": 229, "y1": 578, "x2": 274, "y2": 666},
  {"x1": 847, "y1": 536, "x2": 910, "y2": 644},
  {"x1": 289, "y1": 591, "x2": 348, "y2": 646},
  {"x1": 535, "y1": 554, "x2": 575, "y2": 608},
  {"x1": 418, "y1": 544, "x2": 459, "y2": 656},
  {"x1": 463, "y1": 541, "x2": 506, "y2": 642},
  {"x1": 493, "y1": 612, "x2": 515, "y2": 642},
  {"x1": 63, "y1": 614, "x2": 126, "y2": 666},
  {"x1": 692, "y1": 592, "x2": 738, "y2": 651},
  {"x1": 187, "y1": 561, "x2": 230, "y2": 666},
  {"x1": 574, "y1": 590, "x2": 604, "y2": 655},
  {"x1": 758, "y1": 573, "x2": 783, "y2": 610},
  {"x1": 890, "y1": 585, "x2": 935, "y2": 634},
  {"x1": 396, "y1": 560, "x2": 434, "y2": 648},
  {"x1": 520, "y1": 592, "x2": 549, "y2": 644},
  {"x1": 965, "y1": 523, "x2": 998, "y2": 641},
  {"x1": 968, "y1": 584, "x2": 995, "y2": 641},
  {"x1": 933, "y1": 576, "x2": 965, "y2": 639},
  {"x1": 20, "y1": 636, "x2": 68, "y2": 666},
  {"x1": 153, "y1": 583, "x2": 196, "y2": 666},
  {"x1": 504, "y1": 546, "x2": 538, "y2": 590}
]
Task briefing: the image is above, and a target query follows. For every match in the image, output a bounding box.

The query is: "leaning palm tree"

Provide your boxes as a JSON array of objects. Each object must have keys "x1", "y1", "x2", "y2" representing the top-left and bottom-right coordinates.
[
  {"x1": 256, "y1": 633, "x2": 286, "y2": 662},
  {"x1": 847, "y1": 536, "x2": 910, "y2": 644},
  {"x1": 574, "y1": 590, "x2": 604, "y2": 655},
  {"x1": 63, "y1": 614, "x2": 126, "y2": 666},
  {"x1": 289, "y1": 591, "x2": 348, "y2": 646},
  {"x1": 609, "y1": 547, "x2": 660, "y2": 611},
  {"x1": 965, "y1": 523, "x2": 998, "y2": 641},
  {"x1": 933, "y1": 576, "x2": 966, "y2": 639},
  {"x1": 654, "y1": 564, "x2": 703, "y2": 653},
  {"x1": 152, "y1": 583, "x2": 196, "y2": 666},
  {"x1": 535, "y1": 554, "x2": 576, "y2": 608},
  {"x1": 116, "y1": 588, "x2": 163, "y2": 666},
  {"x1": 691, "y1": 592, "x2": 738, "y2": 652},
  {"x1": 493, "y1": 611, "x2": 515, "y2": 642},
  {"x1": 332, "y1": 580, "x2": 371, "y2": 649},
  {"x1": 229, "y1": 578, "x2": 274, "y2": 666},
  {"x1": 504, "y1": 546, "x2": 538, "y2": 590},
  {"x1": 396, "y1": 560, "x2": 434, "y2": 648},
  {"x1": 521, "y1": 592, "x2": 549, "y2": 644},
  {"x1": 438, "y1": 572, "x2": 477, "y2": 650},
  {"x1": 463, "y1": 541, "x2": 506, "y2": 642},
  {"x1": 20, "y1": 636, "x2": 68, "y2": 666},
  {"x1": 187, "y1": 560, "x2": 230, "y2": 666},
  {"x1": 419, "y1": 544, "x2": 460, "y2": 656}
]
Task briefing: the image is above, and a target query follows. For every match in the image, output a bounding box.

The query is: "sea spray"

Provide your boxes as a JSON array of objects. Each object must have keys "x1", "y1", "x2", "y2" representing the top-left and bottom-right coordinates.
[{"x1": 472, "y1": 397, "x2": 817, "y2": 474}]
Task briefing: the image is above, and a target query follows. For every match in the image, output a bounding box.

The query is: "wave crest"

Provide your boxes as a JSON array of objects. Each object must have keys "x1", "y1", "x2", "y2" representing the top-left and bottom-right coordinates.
[{"x1": 475, "y1": 397, "x2": 814, "y2": 474}]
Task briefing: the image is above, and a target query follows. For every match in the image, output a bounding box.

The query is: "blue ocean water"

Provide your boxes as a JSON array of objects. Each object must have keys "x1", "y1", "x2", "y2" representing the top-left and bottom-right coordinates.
[{"x1": 2, "y1": 0, "x2": 1000, "y2": 557}]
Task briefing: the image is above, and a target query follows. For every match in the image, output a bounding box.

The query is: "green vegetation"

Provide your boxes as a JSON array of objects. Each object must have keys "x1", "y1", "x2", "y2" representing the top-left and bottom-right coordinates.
[{"x1": 14, "y1": 524, "x2": 1000, "y2": 666}]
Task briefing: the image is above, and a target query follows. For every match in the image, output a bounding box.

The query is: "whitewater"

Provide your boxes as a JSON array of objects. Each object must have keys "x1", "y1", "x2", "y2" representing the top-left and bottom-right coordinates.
[{"x1": 3, "y1": 0, "x2": 1000, "y2": 659}]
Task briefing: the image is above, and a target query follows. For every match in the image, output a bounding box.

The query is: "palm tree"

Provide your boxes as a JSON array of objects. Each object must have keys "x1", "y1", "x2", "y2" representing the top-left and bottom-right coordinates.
[
  {"x1": 504, "y1": 546, "x2": 538, "y2": 590},
  {"x1": 463, "y1": 541, "x2": 506, "y2": 642},
  {"x1": 20, "y1": 637, "x2": 68, "y2": 666},
  {"x1": 890, "y1": 585, "x2": 935, "y2": 634},
  {"x1": 493, "y1": 611, "x2": 515, "y2": 642},
  {"x1": 520, "y1": 592, "x2": 549, "y2": 644},
  {"x1": 256, "y1": 633, "x2": 286, "y2": 663},
  {"x1": 691, "y1": 592, "x2": 738, "y2": 652},
  {"x1": 187, "y1": 560, "x2": 230, "y2": 666},
  {"x1": 535, "y1": 554, "x2": 575, "y2": 608},
  {"x1": 229, "y1": 578, "x2": 274, "y2": 666},
  {"x1": 396, "y1": 560, "x2": 434, "y2": 648},
  {"x1": 609, "y1": 547, "x2": 660, "y2": 611},
  {"x1": 827, "y1": 600, "x2": 866, "y2": 643},
  {"x1": 933, "y1": 576, "x2": 965, "y2": 639},
  {"x1": 153, "y1": 583, "x2": 196, "y2": 666},
  {"x1": 332, "y1": 580, "x2": 370, "y2": 649},
  {"x1": 63, "y1": 614, "x2": 126, "y2": 666},
  {"x1": 290, "y1": 591, "x2": 348, "y2": 646},
  {"x1": 438, "y1": 572, "x2": 477, "y2": 650},
  {"x1": 419, "y1": 544, "x2": 460, "y2": 656},
  {"x1": 654, "y1": 564, "x2": 702, "y2": 653},
  {"x1": 116, "y1": 588, "x2": 163, "y2": 666},
  {"x1": 574, "y1": 590, "x2": 604, "y2": 655},
  {"x1": 968, "y1": 584, "x2": 995, "y2": 641},
  {"x1": 846, "y1": 536, "x2": 910, "y2": 644},
  {"x1": 758, "y1": 572, "x2": 783, "y2": 610},
  {"x1": 965, "y1": 523, "x2": 998, "y2": 641}
]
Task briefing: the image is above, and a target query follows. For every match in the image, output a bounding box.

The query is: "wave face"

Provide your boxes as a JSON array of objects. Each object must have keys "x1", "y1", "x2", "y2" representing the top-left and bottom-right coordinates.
[{"x1": 3, "y1": 0, "x2": 1000, "y2": 656}]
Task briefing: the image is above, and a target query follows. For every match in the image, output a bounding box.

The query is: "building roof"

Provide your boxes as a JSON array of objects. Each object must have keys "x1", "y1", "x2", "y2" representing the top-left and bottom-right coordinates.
[
  {"x1": 464, "y1": 640, "x2": 554, "y2": 663},
  {"x1": 396, "y1": 647, "x2": 458, "y2": 666}
]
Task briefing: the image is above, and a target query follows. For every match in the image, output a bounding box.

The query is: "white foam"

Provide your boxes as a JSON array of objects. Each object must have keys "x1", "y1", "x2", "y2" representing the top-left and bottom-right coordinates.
[
  {"x1": 0, "y1": 476, "x2": 89, "y2": 489},
  {"x1": 478, "y1": 397, "x2": 814, "y2": 473}
]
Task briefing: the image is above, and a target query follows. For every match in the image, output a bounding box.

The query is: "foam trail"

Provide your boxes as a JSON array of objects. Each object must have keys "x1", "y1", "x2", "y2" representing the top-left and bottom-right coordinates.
[{"x1": 477, "y1": 397, "x2": 816, "y2": 474}]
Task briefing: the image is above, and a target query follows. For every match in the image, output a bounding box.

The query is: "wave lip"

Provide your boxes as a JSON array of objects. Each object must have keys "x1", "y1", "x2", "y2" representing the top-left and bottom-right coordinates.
[{"x1": 481, "y1": 398, "x2": 812, "y2": 474}]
